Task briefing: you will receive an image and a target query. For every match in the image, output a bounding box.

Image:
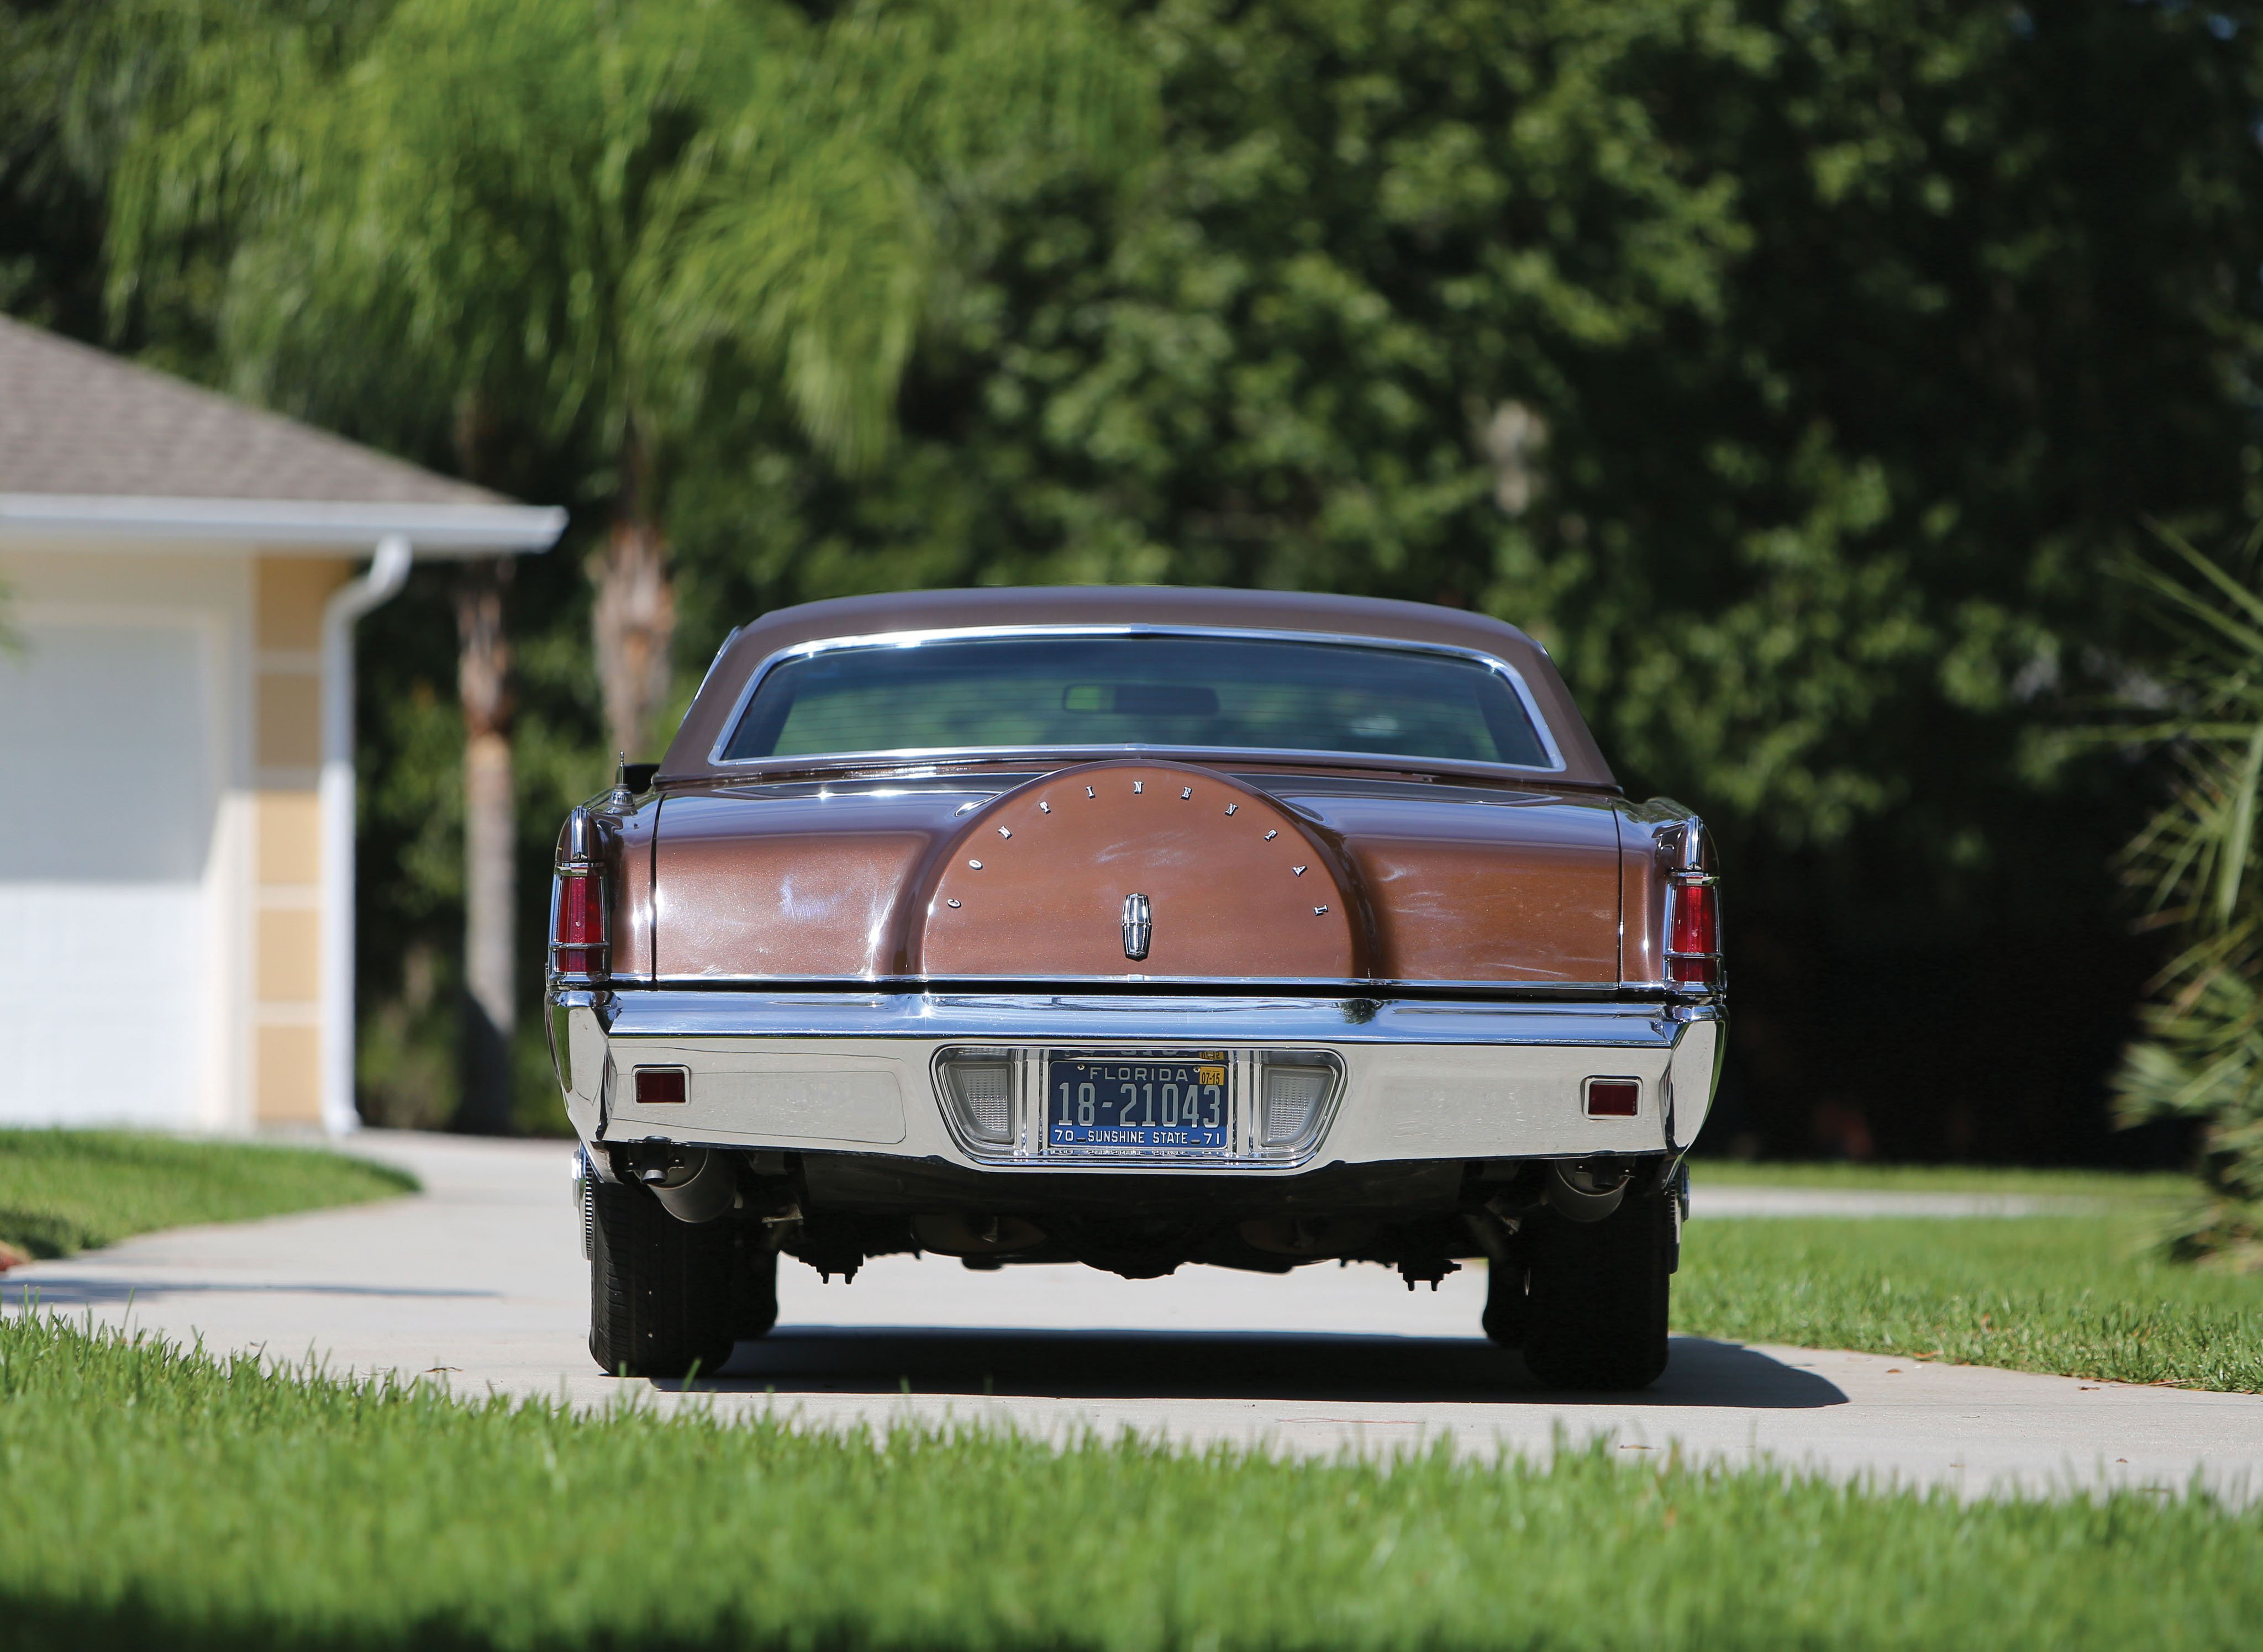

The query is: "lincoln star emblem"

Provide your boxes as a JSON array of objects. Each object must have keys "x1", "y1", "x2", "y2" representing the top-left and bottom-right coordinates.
[{"x1": 1122, "y1": 892, "x2": 1152, "y2": 961}]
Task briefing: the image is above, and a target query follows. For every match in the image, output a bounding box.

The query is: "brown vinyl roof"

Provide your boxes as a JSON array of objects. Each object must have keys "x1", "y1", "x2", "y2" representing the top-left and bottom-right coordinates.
[
  {"x1": 662, "y1": 585, "x2": 1615, "y2": 787},
  {"x1": 0, "y1": 313, "x2": 505, "y2": 506}
]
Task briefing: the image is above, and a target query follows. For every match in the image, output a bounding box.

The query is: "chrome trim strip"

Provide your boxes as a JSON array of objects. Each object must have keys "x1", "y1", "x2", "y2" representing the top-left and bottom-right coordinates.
[
  {"x1": 636, "y1": 975, "x2": 1712, "y2": 1000},
  {"x1": 702, "y1": 623, "x2": 1569, "y2": 775},
  {"x1": 596, "y1": 990, "x2": 1698, "y2": 1049},
  {"x1": 691, "y1": 626, "x2": 743, "y2": 703}
]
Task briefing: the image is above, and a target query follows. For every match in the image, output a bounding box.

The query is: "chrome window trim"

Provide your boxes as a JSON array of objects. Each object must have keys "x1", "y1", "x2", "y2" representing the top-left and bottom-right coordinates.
[
  {"x1": 702, "y1": 623, "x2": 1569, "y2": 775},
  {"x1": 690, "y1": 625, "x2": 743, "y2": 703}
]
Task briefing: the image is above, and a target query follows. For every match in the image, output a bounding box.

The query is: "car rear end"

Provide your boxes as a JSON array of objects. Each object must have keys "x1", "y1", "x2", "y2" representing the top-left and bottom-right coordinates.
[{"x1": 550, "y1": 588, "x2": 1724, "y2": 1387}]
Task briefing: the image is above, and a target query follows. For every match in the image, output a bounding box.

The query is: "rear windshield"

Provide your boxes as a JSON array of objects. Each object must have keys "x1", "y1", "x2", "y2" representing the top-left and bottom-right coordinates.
[{"x1": 718, "y1": 635, "x2": 1555, "y2": 768}]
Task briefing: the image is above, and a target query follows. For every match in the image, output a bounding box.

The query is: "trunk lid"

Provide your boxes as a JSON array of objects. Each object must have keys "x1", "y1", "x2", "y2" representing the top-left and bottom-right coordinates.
[{"x1": 646, "y1": 765, "x2": 1623, "y2": 985}]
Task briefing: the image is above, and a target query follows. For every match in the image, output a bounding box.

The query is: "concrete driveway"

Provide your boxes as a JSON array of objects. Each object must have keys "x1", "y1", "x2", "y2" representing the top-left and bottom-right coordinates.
[{"x1": 9, "y1": 1132, "x2": 2260, "y2": 1502}]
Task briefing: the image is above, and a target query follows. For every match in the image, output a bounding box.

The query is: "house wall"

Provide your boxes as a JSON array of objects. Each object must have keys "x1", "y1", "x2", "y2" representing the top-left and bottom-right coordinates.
[
  {"x1": 250, "y1": 556, "x2": 352, "y2": 1124},
  {"x1": 0, "y1": 543, "x2": 349, "y2": 1131}
]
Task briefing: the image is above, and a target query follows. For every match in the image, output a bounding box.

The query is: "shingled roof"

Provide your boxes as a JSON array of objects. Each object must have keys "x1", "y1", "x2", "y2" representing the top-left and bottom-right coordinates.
[
  {"x1": 0, "y1": 314, "x2": 563, "y2": 552},
  {"x1": 0, "y1": 313, "x2": 502, "y2": 504}
]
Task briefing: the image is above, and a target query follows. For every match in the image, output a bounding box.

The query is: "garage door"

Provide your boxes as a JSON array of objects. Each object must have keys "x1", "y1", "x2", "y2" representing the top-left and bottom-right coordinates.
[{"x1": 0, "y1": 619, "x2": 214, "y2": 1126}]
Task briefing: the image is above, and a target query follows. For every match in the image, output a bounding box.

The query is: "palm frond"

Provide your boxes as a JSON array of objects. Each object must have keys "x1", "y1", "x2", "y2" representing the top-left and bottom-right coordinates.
[
  {"x1": 102, "y1": 0, "x2": 1157, "y2": 473},
  {"x1": 2115, "y1": 528, "x2": 2263, "y2": 1268}
]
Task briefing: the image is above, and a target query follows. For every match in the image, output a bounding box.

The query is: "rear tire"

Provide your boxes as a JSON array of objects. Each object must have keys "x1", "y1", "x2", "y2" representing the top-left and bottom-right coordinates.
[
  {"x1": 588, "y1": 1176, "x2": 738, "y2": 1378},
  {"x1": 1481, "y1": 1259, "x2": 1529, "y2": 1348},
  {"x1": 1522, "y1": 1190, "x2": 1671, "y2": 1390},
  {"x1": 735, "y1": 1245, "x2": 780, "y2": 1341}
]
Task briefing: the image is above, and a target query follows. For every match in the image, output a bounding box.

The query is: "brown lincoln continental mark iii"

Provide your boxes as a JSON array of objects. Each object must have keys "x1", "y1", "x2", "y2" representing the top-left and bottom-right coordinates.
[{"x1": 550, "y1": 587, "x2": 1723, "y2": 1389}]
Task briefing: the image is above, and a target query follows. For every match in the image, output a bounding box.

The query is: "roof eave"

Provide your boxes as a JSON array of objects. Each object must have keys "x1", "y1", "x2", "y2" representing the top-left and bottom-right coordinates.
[{"x1": 0, "y1": 493, "x2": 566, "y2": 553}]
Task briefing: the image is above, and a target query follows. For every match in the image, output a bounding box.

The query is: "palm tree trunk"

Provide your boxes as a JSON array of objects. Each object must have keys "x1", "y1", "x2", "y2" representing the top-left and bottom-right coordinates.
[
  {"x1": 590, "y1": 427, "x2": 674, "y2": 762},
  {"x1": 455, "y1": 557, "x2": 517, "y2": 1134}
]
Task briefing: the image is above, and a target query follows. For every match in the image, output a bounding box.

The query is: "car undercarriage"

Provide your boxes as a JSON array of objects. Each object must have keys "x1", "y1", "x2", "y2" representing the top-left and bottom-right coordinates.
[{"x1": 580, "y1": 1139, "x2": 1686, "y2": 1388}]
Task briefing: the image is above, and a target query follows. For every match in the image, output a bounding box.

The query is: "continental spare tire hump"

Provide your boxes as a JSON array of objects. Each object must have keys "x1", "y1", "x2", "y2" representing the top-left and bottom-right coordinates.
[{"x1": 911, "y1": 761, "x2": 1362, "y2": 979}]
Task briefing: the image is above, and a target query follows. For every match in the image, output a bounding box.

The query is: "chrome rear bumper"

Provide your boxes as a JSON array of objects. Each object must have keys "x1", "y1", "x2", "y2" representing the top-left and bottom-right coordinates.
[{"x1": 550, "y1": 990, "x2": 1724, "y2": 1173}]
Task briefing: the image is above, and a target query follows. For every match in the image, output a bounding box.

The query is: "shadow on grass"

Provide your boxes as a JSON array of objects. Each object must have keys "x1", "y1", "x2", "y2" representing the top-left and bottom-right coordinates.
[
  {"x1": 654, "y1": 1328, "x2": 1845, "y2": 1409},
  {"x1": 0, "y1": 1596, "x2": 793, "y2": 1652}
]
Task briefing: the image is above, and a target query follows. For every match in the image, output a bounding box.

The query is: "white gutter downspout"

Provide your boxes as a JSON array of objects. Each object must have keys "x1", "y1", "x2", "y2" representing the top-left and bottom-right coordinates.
[{"x1": 319, "y1": 534, "x2": 413, "y2": 1135}]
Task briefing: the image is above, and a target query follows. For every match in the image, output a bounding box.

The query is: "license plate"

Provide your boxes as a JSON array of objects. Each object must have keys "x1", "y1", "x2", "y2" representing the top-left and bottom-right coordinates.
[{"x1": 1045, "y1": 1053, "x2": 1231, "y2": 1154}]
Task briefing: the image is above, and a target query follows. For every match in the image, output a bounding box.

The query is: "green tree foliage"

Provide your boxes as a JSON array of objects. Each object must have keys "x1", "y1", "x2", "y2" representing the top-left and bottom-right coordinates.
[
  {"x1": 10, "y1": 1, "x2": 2263, "y2": 1149},
  {"x1": 1, "y1": 3, "x2": 102, "y2": 337},
  {"x1": 665, "y1": 0, "x2": 2263, "y2": 1157},
  {"x1": 97, "y1": 0, "x2": 1152, "y2": 750},
  {"x1": 2114, "y1": 532, "x2": 2263, "y2": 1267},
  {"x1": 675, "y1": 2, "x2": 2260, "y2": 822},
  {"x1": 97, "y1": 0, "x2": 1146, "y2": 475}
]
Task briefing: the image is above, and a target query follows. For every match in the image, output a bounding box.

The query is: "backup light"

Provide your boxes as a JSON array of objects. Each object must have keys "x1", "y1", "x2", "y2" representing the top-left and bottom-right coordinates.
[
  {"x1": 939, "y1": 1057, "x2": 1015, "y2": 1144},
  {"x1": 932, "y1": 1047, "x2": 1343, "y2": 1160},
  {"x1": 1258, "y1": 1057, "x2": 1334, "y2": 1147}
]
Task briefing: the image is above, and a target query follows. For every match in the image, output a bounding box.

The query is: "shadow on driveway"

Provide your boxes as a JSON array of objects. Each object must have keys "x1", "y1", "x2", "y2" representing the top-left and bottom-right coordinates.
[{"x1": 663, "y1": 1328, "x2": 1846, "y2": 1409}]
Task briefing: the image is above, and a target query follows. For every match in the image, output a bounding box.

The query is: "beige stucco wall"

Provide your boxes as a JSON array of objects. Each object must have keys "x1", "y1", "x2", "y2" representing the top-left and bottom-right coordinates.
[{"x1": 251, "y1": 555, "x2": 352, "y2": 1123}]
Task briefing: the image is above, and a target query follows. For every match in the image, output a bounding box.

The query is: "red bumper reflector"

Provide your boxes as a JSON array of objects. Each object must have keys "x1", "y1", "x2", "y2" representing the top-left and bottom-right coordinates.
[
  {"x1": 1585, "y1": 1078, "x2": 1640, "y2": 1117},
  {"x1": 634, "y1": 1068, "x2": 687, "y2": 1106}
]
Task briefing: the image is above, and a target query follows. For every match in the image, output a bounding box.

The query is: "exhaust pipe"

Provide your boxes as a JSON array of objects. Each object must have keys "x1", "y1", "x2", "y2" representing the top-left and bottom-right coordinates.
[
  {"x1": 1545, "y1": 1159, "x2": 1630, "y2": 1223},
  {"x1": 912, "y1": 1211, "x2": 1046, "y2": 1256},
  {"x1": 632, "y1": 1146, "x2": 736, "y2": 1225}
]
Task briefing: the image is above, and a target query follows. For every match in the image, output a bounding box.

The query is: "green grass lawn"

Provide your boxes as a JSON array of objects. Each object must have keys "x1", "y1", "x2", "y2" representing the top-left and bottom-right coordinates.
[
  {"x1": 0, "y1": 1129, "x2": 415, "y2": 1262},
  {"x1": 0, "y1": 1315, "x2": 2256, "y2": 1652},
  {"x1": 1688, "y1": 1159, "x2": 2194, "y2": 1199},
  {"x1": 1677, "y1": 1198, "x2": 2263, "y2": 1391}
]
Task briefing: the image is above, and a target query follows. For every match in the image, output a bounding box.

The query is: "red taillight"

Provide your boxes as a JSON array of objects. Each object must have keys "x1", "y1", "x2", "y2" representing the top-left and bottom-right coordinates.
[
  {"x1": 1666, "y1": 876, "x2": 1720, "y2": 988},
  {"x1": 551, "y1": 869, "x2": 607, "y2": 979},
  {"x1": 551, "y1": 804, "x2": 611, "y2": 981}
]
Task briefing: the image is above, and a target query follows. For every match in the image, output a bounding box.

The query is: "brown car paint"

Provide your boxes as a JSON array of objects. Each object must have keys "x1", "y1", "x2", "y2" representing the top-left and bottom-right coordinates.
[
  {"x1": 615, "y1": 587, "x2": 1676, "y2": 988},
  {"x1": 630, "y1": 770, "x2": 1635, "y2": 984},
  {"x1": 1617, "y1": 811, "x2": 1666, "y2": 987},
  {"x1": 609, "y1": 803, "x2": 657, "y2": 979},
  {"x1": 650, "y1": 791, "x2": 933, "y2": 980},
  {"x1": 1313, "y1": 790, "x2": 1622, "y2": 983},
  {"x1": 915, "y1": 761, "x2": 1362, "y2": 980}
]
